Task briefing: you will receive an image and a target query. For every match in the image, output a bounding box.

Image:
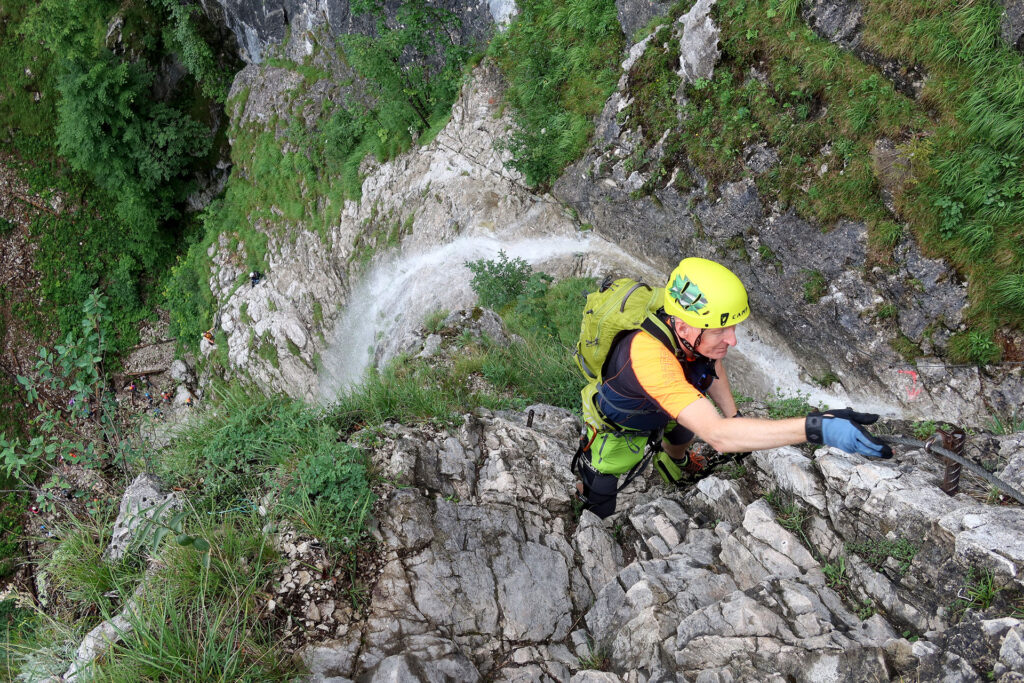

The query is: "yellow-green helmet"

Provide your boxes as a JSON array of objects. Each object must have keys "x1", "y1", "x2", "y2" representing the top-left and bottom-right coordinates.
[{"x1": 664, "y1": 258, "x2": 750, "y2": 328}]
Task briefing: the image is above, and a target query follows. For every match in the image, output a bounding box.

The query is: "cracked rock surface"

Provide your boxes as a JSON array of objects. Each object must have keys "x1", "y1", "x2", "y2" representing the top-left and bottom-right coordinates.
[{"x1": 292, "y1": 404, "x2": 1024, "y2": 681}]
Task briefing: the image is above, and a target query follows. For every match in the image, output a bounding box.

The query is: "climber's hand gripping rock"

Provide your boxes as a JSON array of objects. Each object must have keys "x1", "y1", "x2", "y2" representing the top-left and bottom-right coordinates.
[{"x1": 805, "y1": 408, "x2": 893, "y2": 459}]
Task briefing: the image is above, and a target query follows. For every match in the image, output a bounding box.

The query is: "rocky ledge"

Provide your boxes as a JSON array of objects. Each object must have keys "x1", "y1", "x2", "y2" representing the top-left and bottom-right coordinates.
[
  {"x1": 54, "y1": 391, "x2": 1024, "y2": 681},
  {"x1": 285, "y1": 401, "x2": 1024, "y2": 682}
]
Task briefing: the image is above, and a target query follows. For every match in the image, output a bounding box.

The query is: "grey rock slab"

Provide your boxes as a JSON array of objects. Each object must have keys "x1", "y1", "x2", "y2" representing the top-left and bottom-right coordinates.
[
  {"x1": 997, "y1": 435, "x2": 1024, "y2": 490},
  {"x1": 300, "y1": 636, "x2": 362, "y2": 682},
  {"x1": 691, "y1": 475, "x2": 747, "y2": 526},
  {"x1": 574, "y1": 513, "x2": 624, "y2": 598},
  {"x1": 938, "y1": 506, "x2": 1024, "y2": 584},
  {"x1": 1002, "y1": 0, "x2": 1024, "y2": 51},
  {"x1": 674, "y1": 578, "x2": 891, "y2": 680},
  {"x1": 802, "y1": 0, "x2": 863, "y2": 48},
  {"x1": 570, "y1": 672, "x2": 624, "y2": 683},
  {"x1": 615, "y1": 0, "x2": 673, "y2": 39},
  {"x1": 168, "y1": 359, "x2": 194, "y2": 384},
  {"x1": 740, "y1": 499, "x2": 821, "y2": 580},
  {"x1": 628, "y1": 498, "x2": 691, "y2": 556},
  {"x1": 846, "y1": 554, "x2": 929, "y2": 632},
  {"x1": 384, "y1": 496, "x2": 575, "y2": 645},
  {"x1": 362, "y1": 646, "x2": 480, "y2": 683},
  {"x1": 753, "y1": 447, "x2": 827, "y2": 511},
  {"x1": 495, "y1": 540, "x2": 574, "y2": 641},
  {"x1": 586, "y1": 555, "x2": 737, "y2": 671},
  {"x1": 1001, "y1": 625, "x2": 1024, "y2": 671},
  {"x1": 676, "y1": 0, "x2": 721, "y2": 85},
  {"x1": 816, "y1": 448, "x2": 962, "y2": 540},
  {"x1": 104, "y1": 474, "x2": 178, "y2": 563}
]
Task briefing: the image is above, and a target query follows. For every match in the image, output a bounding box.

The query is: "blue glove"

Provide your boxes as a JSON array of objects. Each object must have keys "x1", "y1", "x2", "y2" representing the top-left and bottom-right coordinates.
[{"x1": 805, "y1": 408, "x2": 892, "y2": 459}]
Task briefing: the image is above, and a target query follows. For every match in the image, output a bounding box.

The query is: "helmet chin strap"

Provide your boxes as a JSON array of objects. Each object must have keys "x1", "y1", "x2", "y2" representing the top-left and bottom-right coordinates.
[{"x1": 671, "y1": 319, "x2": 708, "y2": 361}]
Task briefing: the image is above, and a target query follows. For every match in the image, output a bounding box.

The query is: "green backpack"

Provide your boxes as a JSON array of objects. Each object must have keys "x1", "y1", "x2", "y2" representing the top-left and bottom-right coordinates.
[{"x1": 573, "y1": 277, "x2": 678, "y2": 433}]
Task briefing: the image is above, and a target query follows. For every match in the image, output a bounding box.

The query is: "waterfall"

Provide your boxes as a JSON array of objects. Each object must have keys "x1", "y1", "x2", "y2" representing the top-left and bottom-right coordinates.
[
  {"x1": 317, "y1": 233, "x2": 903, "y2": 417},
  {"x1": 316, "y1": 232, "x2": 651, "y2": 401}
]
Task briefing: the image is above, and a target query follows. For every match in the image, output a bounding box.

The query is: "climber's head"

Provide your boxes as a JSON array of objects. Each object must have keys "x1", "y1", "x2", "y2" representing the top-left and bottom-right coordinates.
[{"x1": 663, "y1": 257, "x2": 749, "y2": 359}]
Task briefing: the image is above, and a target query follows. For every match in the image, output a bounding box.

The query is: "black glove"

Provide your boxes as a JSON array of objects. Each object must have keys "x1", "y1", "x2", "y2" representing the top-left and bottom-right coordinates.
[{"x1": 805, "y1": 408, "x2": 892, "y2": 459}]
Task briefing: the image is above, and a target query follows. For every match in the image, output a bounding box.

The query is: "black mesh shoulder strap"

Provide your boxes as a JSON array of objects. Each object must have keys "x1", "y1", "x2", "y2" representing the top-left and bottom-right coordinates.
[{"x1": 639, "y1": 313, "x2": 680, "y2": 358}]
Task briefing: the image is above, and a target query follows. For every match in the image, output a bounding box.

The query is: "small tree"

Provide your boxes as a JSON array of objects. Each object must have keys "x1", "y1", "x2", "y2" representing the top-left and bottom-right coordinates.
[
  {"x1": 0, "y1": 291, "x2": 144, "y2": 512},
  {"x1": 343, "y1": 0, "x2": 471, "y2": 148}
]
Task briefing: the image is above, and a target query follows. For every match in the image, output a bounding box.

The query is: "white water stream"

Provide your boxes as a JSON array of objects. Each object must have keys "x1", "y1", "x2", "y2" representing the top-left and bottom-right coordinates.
[
  {"x1": 317, "y1": 233, "x2": 903, "y2": 416},
  {"x1": 316, "y1": 232, "x2": 653, "y2": 401}
]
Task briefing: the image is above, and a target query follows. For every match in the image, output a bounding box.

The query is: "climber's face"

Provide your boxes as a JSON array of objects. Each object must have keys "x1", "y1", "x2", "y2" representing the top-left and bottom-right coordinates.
[{"x1": 674, "y1": 319, "x2": 738, "y2": 360}]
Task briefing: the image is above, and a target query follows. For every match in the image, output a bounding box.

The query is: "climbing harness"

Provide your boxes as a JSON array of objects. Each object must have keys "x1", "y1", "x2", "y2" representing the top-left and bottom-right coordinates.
[{"x1": 877, "y1": 434, "x2": 1024, "y2": 505}]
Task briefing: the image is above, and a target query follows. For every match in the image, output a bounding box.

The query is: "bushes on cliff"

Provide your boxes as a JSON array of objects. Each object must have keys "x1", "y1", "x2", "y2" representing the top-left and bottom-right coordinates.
[
  {"x1": 490, "y1": 0, "x2": 624, "y2": 186},
  {"x1": 344, "y1": 0, "x2": 471, "y2": 146},
  {"x1": 55, "y1": 53, "x2": 210, "y2": 241},
  {"x1": 2, "y1": 0, "x2": 230, "y2": 350}
]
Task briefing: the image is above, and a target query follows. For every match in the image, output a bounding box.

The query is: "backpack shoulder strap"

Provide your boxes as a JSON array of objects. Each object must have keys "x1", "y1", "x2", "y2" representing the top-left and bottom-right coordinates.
[{"x1": 639, "y1": 310, "x2": 681, "y2": 359}]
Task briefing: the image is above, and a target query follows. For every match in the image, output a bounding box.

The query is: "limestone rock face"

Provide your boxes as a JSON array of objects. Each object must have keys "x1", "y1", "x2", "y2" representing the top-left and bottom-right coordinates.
[
  {"x1": 104, "y1": 474, "x2": 178, "y2": 563},
  {"x1": 1001, "y1": 0, "x2": 1024, "y2": 52},
  {"x1": 293, "y1": 405, "x2": 1024, "y2": 681},
  {"x1": 200, "y1": 0, "x2": 501, "y2": 65},
  {"x1": 212, "y1": 59, "x2": 660, "y2": 401}
]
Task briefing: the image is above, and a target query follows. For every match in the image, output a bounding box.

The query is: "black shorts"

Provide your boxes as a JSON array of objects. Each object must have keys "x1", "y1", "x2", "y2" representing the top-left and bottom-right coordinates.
[
  {"x1": 578, "y1": 458, "x2": 620, "y2": 519},
  {"x1": 664, "y1": 421, "x2": 695, "y2": 446}
]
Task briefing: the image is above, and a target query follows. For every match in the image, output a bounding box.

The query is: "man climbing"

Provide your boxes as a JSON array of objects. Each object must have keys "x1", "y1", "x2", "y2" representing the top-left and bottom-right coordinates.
[
  {"x1": 575, "y1": 257, "x2": 891, "y2": 519},
  {"x1": 249, "y1": 271, "x2": 263, "y2": 288}
]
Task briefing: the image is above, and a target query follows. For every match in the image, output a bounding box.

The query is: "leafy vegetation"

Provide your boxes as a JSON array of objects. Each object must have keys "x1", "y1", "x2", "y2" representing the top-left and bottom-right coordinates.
[
  {"x1": 162, "y1": 1, "x2": 477, "y2": 354},
  {"x1": 0, "y1": 0, "x2": 229, "y2": 353},
  {"x1": 1, "y1": 292, "x2": 147, "y2": 515},
  {"x1": 953, "y1": 566, "x2": 1000, "y2": 614},
  {"x1": 823, "y1": 555, "x2": 849, "y2": 590},
  {"x1": 847, "y1": 536, "x2": 918, "y2": 576},
  {"x1": 765, "y1": 389, "x2": 817, "y2": 419},
  {"x1": 465, "y1": 251, "x2": 536, "y2": 311},
  {"x1": 490, "y1": 0, "x2": 624, "y2": 185},
  {"x1": 987, "y1": 409, "x2": 1024, "y2": 435},
  {"x1": 344, "y1": 0, "x2": 472, "y2": 142},
  {"x1": 802, "y1": 269, "x2": 827, "y2": 304}
]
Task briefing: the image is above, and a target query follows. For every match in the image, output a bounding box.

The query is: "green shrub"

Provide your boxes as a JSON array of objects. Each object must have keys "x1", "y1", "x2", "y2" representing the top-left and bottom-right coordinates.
[
  {"x1": 765, "y1": 389, "x2": 817, "y2": 419},
  {"x1": 948, "y1": 330, "x2": 1002, "y2": 365},
  {"x1": 280, "y1": 446, "x2": 374, "y2": 552},
  {"x1": 912, "y1": 420, "x2": 937, "y2": 440},
  {"x1": 344, "y1": 0, "x2": 471, "y2": 142},
  {"x1": 98, "y1": 591, "x2": 294, "y2": 681},
  {"x1": 329, "y1": 357, "x2": 509, "y2": 432},
  {"x1": 423, "y1": 308, "x2": 450, "y2": 334},
  {"x1": 490, "y1": 0, "x2": 624, "y2": 185},
  {"x1": 802, "y1": 269, "x2": 827, "y2": 304},
  {"x1": 149, "y1": 0, "x2": 232, "y2": 101},
  {"x1": 54, "y1": 53, "x2": 209, "y2": 234},
  {"x1": 847, "y1": 537, "x2": 918, "y2": 575},
  {"x1": 157, "y1": 385, "x2": 359, "y2": 509},
  {"x1": 480, "y1": 275, "x2": 593, "y2": 411},
  {"x1": 41, "y1": 513, "x2": 144, "y2": 619},
  {"x1": 164, "y1": 227, "x2": 219, "y2": 353},
  {"x1": 465, "y1": 250, "x2": 534, "y2": 311}
]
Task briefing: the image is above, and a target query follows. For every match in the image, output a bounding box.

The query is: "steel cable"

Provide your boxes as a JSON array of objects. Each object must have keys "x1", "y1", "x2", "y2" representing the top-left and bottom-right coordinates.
[{"x1": 877, "y1": 435, "x2": 1024, "y2": 505}]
